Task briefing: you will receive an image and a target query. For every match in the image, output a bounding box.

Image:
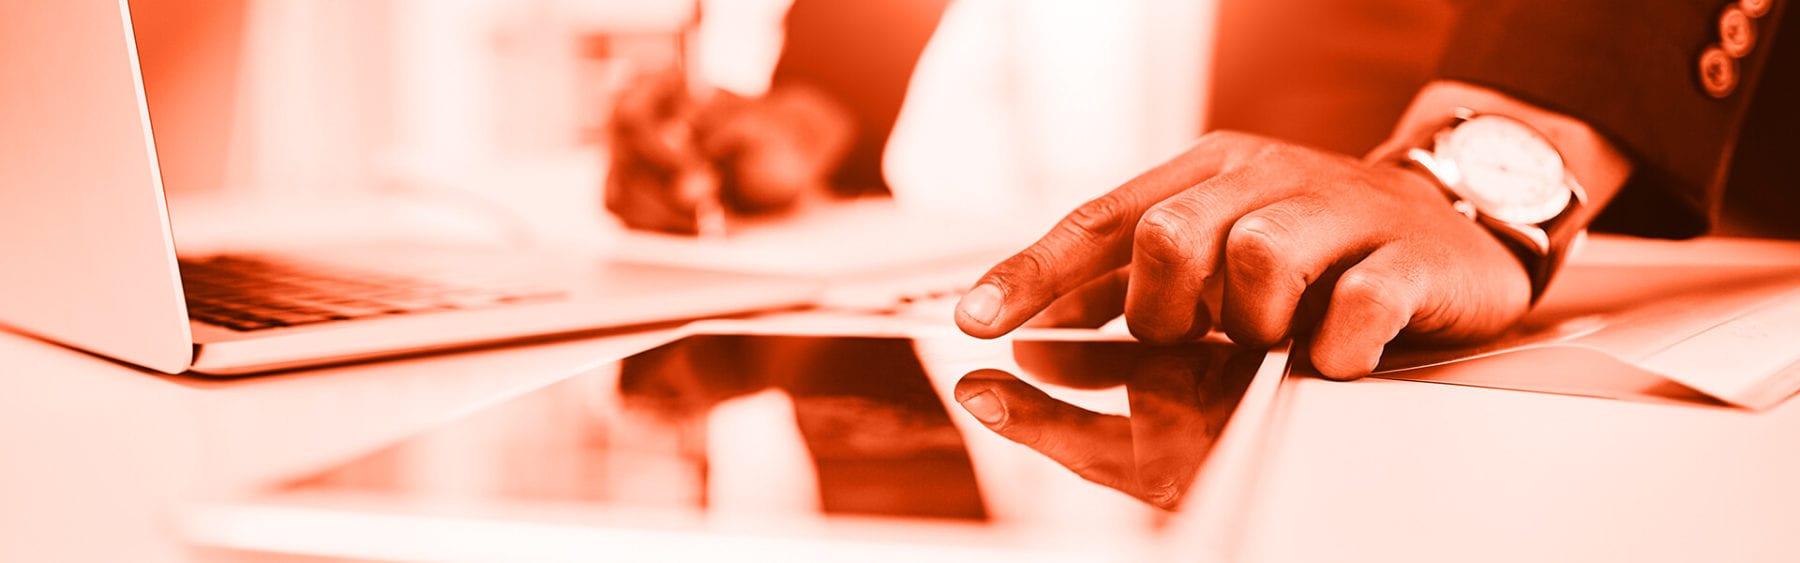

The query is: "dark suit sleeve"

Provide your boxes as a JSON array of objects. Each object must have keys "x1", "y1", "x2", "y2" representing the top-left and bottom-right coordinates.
[
  {"x1": 770, "y1": 0, "x2": 951, "y2": 195},
  {"x1": 1437, "y1": 0, "x2": 1789, "y2": 238}
]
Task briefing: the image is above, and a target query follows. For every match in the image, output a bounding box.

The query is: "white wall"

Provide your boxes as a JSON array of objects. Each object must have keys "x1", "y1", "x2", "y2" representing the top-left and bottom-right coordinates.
[
  {"x1": 884, "y1": 0, "x2": 1215, "y2": 218},
  {"x1": 228, "y1": 0, "x2": 390, "y2": 195}
]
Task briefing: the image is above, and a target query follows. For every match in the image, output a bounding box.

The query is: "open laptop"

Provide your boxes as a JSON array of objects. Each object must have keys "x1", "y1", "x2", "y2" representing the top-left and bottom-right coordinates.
[{"x1": 0, "y1": 1, "x2": 821, "y2": 375}]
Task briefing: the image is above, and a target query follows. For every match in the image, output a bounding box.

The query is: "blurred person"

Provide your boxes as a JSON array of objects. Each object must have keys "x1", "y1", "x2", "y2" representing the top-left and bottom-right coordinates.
[
  {"x1": 609, "y1": 0, "x2": 1796, "y2": 378},
  {"x1": 604, "y1": 0, "x2": 949, "y2": 233}
]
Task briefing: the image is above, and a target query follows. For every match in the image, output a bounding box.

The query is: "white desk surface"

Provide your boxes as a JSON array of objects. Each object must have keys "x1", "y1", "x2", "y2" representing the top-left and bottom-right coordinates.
[{"x1": 1, "y1": 235, "x2": 1797, "y2": 563}]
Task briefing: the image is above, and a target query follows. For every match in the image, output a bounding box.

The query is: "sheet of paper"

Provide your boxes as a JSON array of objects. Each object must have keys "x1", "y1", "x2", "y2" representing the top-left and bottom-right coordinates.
[
  {"x1": 612, "y1": 199, "x2": 1036, "y2": 277},
  {"x1": 611, "y1": 199, "x2": 1041, "y2": 311},
  {"x1": 1374, "y1": 263, "x2": 1800, "y2": 409},
  {"x1": 1637, "y1": 287, "x2": 1800, "y2": 409}
]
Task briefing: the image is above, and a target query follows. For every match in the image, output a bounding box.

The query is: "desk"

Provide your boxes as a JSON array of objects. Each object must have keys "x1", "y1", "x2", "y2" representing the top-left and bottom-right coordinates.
[
  {"x1": 1, "y1": 235, "x2": 1796, "y2": 562},
  {"x1": 0, "y1": 325, "x2": 683, "y2": 562},
  {"x1": 1238, "y1": 235, "x2": 1800, "y2": 562}
]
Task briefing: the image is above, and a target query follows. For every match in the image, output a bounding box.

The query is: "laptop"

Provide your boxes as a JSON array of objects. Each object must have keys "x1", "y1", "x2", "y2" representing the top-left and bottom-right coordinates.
[{"x1": 0, "y1": 1, "x2": 821, "y2": 375}]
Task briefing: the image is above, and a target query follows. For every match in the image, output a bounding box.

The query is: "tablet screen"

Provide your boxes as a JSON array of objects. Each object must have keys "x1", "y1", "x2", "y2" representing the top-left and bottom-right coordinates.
[{"x1": 268, "y1": 333, "x2": 1267, "y2": 532}]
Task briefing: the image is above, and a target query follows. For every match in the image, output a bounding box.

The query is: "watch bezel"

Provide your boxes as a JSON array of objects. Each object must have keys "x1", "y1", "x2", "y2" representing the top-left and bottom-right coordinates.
[{"x1": 1431, "y1": 114, "x2": 1577, "y2": 226}]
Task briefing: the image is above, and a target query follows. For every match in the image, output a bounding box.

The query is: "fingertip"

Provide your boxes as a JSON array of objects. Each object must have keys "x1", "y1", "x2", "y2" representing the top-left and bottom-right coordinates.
[
  {"x1": 955, "y1": 284, "x2": 1015, "y2": 338},
  {"x1": 1135, "y1": 457, "x2": 1197, "y2": 509},
  {"x1": 1311, "y1": 247, "x2": 1418, "y2": 381},
  {"x1": 1124, "y1": 306, "x2": 1211, "y2": 345},
  {"x1": 957, "y1": 390, "x2": 1007, "y2": 425},
  {"x1": 955, "y1": 370, "x2": 1020, "y2": 426},
  {"x1": 1308, "y1": 340, "x2": 1378, "y2": 381},
  {"x1": 1314, "y1": 366, "x2": 1369, "y2": 382},
  {"x1": 1219, "y1": 290, "x2": 1289, "y2": 349},
  {"x1": 954, "y1": 313, "x2": 1001, "y2": 339},
  {"x1": 953, "y1": 369, "x2": 1014, "y2": 400},
  {"x1": 1126, "y1": 320, "x2": 1190, "y2": 346},
  {"x1": 1221, "y1": 321, "x2": 1282, "y2": 349}
]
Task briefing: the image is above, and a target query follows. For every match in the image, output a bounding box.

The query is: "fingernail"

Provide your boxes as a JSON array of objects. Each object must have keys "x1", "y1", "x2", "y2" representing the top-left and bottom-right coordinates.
[
  {"x1": 958, "y1": 390, "x2": 1007, "y2": 425},
  {"x1": 959, "y1": 284, "x2": 1004, "y2": 326},
  {"x1": 961, "y1": 369, "x2": 1012, "y2": 382}
]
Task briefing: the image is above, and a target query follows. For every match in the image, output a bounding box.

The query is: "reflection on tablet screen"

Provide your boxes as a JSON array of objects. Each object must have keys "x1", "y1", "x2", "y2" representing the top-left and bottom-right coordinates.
[
  {"x1": 963, "y1": 340, "x2": 1261, "y2": 510},
  {"x1": 277, "y1": 334, "x2": 1265, "y2": 525}
]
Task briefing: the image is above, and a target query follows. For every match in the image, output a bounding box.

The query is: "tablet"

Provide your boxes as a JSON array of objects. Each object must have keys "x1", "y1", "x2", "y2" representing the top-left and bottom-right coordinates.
[{"x1": 181, "y1": 331, "x2": 1289, "y2": 562}]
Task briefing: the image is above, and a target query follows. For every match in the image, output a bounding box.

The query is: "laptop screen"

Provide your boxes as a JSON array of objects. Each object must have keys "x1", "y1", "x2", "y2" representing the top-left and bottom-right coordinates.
[{"x1": 130, "y1": 0, "x2": 246, "y2": 197}]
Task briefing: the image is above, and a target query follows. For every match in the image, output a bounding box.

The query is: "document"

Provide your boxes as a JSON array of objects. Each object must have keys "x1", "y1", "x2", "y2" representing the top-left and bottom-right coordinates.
[
  {"x1": 1373, "y1": 263, "x2": 1800, "y2": 410},
  {"x1": 610, "y1": 198, "x2": 1041, "y2": 311}
]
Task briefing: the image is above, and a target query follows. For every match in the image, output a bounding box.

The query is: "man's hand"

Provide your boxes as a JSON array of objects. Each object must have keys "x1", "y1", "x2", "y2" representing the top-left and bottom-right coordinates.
[
  {"x1": 605, "y1": 73, "x2": 855, "y2": 234},
  {"x1": 953, "y1": 131, "x2": 1535, "y2": 379}
]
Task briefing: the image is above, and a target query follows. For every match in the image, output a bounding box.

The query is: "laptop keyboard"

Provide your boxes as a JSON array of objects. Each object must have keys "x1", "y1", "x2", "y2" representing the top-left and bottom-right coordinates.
[{"x1": 179, "y1": 254, "x2": 567, "y2": 332}]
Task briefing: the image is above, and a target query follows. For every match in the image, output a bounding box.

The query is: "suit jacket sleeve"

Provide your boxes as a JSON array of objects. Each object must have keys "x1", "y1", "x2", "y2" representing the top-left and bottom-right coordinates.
[
  {"x1": 771, "y1": 0, "x2": 951, "y2": 195},
  {"x1": 1437, "y1": 0, "x2": 1789, "y2": 238}
]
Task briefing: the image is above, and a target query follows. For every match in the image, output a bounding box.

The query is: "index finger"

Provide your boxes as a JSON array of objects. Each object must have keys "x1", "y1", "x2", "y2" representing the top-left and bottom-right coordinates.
[{"x1": 955, "y1": 132, "x2": 1262, "y2": 339}]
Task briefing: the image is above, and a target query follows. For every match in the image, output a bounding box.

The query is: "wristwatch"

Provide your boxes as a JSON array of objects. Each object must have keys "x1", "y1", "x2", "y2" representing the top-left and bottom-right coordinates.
[{"x1": 1393, "y1": 109, "x2": 1588, "y2": 304}]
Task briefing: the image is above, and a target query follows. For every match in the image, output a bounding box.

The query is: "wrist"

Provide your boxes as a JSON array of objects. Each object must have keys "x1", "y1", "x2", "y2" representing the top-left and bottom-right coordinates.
[
  {"x1": 1374, "y1": 80, "x2": 1631, "y2": 228},
  {"x1": 1376, "y1": 105, "x2": 1594, "y2": 304}
]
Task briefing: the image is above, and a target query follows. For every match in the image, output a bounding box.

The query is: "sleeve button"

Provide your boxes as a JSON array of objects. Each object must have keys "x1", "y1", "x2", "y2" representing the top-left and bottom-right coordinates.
[
  {"x1": 1699, "y1": 46, "x2": 1740, "y2": 98},
  {"x1": 1720, "y1": 5, "x2": 1757, "y2": 58},
  {"x1": 1740, "y1": 0, "x2": 1772, "y2": 18}
]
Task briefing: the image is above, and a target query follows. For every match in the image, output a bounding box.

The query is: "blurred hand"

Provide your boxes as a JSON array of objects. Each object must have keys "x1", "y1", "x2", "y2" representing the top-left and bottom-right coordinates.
[
  {"x1": 951, "y1": 342, "x2": 1260, "y2": 509},
  {"x1": 954, "y1": 131, "x2": 1533, "y2": 379},
  {"x1": 604, "y1": 71, "x2": 856, "y2": 234}
]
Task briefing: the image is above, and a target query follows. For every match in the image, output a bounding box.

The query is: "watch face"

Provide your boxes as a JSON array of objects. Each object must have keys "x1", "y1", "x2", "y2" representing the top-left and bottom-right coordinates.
[{"x1": 1434, "y1": 115, "x2": 1572, "y2": 225}]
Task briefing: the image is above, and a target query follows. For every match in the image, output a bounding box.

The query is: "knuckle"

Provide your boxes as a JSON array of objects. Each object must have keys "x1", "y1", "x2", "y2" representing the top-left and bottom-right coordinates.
[
  {"x1": 1221, "y1": 214, "x2": 1310, "y2": 343},
  {"x1": 1062, "y1": 194, "x2": 1133, "y2": 241},
  {"x1": 1018, "y1": 249, "x2": 1057, "y2": 283},
  {"x1": 1333, "y1": 268, "x2": 1415, "y2": 337},
  {"x1": 1226, "y1": 214, "x2": 1289, "y2": 267},
  {"x1": 1200, "y1": 129, "x2": 1250, "y2": 146},
  {"x1": 1134, "y1": 205, "x2": 1199, "y2": 266},
  {"x1": 1249, "y1": 140, "x2": 1292, "y2": 164},
  {"x1": 1335, "y1": 270, "x2": 1400, "y2": 312},
  {"x1": 1189, "y1": 130, "x2": 1228, "y2": 153},
  {"x1": 1017, "y1": 426, "x2": 1097, "y2": 469},
  {"x1": 1198, "y1": 130, "x2": 1271, "y2": 168},
  {"x1": 988, "y1": 248, "x2": 1057, "y2": 297}
]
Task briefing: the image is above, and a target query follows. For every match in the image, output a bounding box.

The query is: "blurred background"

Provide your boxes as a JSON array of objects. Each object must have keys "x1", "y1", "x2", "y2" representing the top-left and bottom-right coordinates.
[{"x1": 133, "y1": 0, "x2": 1225, "y2": 250}]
